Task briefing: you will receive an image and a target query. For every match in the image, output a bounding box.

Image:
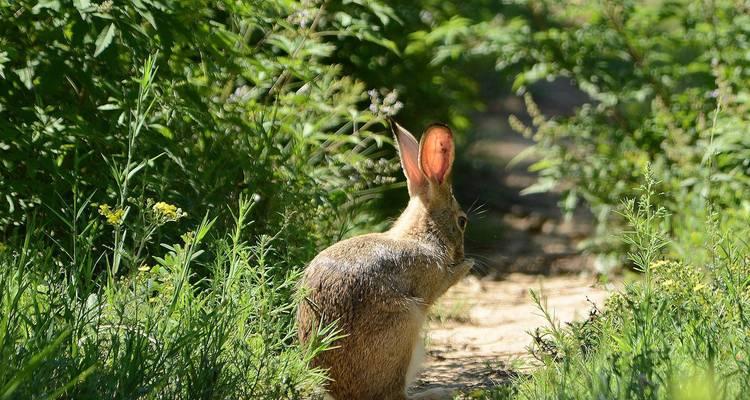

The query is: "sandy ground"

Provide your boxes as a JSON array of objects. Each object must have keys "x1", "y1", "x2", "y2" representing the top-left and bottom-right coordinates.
[{"x1": 414, "y1": 273, "x2": 615, "y2": 392}]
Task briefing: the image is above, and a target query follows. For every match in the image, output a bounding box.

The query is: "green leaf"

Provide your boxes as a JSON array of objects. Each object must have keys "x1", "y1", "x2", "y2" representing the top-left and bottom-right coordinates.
[
  {"x1": 73, "y1": 0, "x2": 91, "y2": 11},
  {"x1": 0, "y1": 51, "x2": 8, "y2": 79},
  {"x1": 97, "y1": 103, "x2": 119, "y2": 110},
  {"x1": 134, "y1": 7, "x2": 157, "y2": 29},
  {"x1": 32, "y1": 0, "x2": 60, "y2": 13},
  {"x1": 13, "y1": 67, "x2": 34, "y2": 89},
  {"x1": 520, "y1": 178, "x2": 557, "y2": 196},
  {"x1": 94, "y1": 23, "x2": 116, "y2": 57},
  {"x1": 150, "y1": 124, "x2": 173, "y2": 139}
]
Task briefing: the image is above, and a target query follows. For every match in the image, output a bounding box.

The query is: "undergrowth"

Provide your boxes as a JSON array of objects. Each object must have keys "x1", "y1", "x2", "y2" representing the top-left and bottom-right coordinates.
[
  {"x1": 0, "y1": 58, "x2": 339, "y2": 399},
  {"x1": 470, "y1": 169, "x2": 750, "y2": 400}
]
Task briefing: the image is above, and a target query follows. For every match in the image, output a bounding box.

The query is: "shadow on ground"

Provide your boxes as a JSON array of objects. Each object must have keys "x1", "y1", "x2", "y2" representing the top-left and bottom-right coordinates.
[{"x1": 411, "y1": 354, "x2": 521, "y2": 395}]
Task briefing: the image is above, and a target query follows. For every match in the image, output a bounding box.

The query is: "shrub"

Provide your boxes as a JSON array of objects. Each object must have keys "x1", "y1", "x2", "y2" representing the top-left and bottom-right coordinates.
[
  {"x1": 0, "y1": 0, "x2": 394, "y2": 260},
  {"x1": 505, "y1": 174, "x2": 750, "y2": 400},
  {"x1": 499, "y1": 0, "x2": 750, "y2": 261}
]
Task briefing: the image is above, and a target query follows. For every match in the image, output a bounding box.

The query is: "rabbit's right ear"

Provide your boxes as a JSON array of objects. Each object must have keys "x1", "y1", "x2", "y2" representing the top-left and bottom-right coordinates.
[
  {"x1": 391, "y1": 119, "x2": 426, "y2": 196},
  {"x1": 419, "y1": 123, "x2": 454, "y2": 186}
]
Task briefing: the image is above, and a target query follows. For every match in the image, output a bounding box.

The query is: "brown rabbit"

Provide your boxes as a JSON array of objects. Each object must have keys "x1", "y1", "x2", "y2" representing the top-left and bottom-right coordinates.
[{"x1": 297, "y1": 120, "x2": 473, "y2": 400}]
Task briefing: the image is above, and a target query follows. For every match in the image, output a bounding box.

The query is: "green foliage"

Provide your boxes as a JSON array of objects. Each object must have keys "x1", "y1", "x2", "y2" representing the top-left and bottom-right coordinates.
[
  {"x1": 470, "y1": 174, "x2": 750, "y2": 399},
  {"x1": 0, "y1": 0, "x2": 393, "y2": 257},
  {"x1": 501, "y1": 0, "x2": 750, "y2": 260},
  {"x1": 324, "y1": 0, "x2": 538, "y2": 133},
  {"x1": 0, "y1": 197, "x2": 337, "y2": 399},
  {"x1": 459, "y1": 2, "x2": 750, "y2": 399},
  {"x1": 503, "y1": 176, "x2": 750, "y2": 400}
]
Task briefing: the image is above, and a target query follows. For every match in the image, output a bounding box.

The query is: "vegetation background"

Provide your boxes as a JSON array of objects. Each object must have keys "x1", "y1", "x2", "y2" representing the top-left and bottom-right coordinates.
[{"x1": 1, "y1": 0, "x2": 749, "y2": 399}]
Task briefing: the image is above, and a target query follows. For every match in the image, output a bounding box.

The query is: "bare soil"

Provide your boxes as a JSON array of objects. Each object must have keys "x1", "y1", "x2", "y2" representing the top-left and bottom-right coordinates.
[{"x1": 414, "y1": 274, "x2": 614, "y2": 392}]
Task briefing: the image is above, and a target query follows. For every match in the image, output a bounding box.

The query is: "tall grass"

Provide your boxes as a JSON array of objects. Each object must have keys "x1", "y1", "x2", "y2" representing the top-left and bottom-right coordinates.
[{"x1": 0, "y1": 195, "x2": 337, "y2": 399}]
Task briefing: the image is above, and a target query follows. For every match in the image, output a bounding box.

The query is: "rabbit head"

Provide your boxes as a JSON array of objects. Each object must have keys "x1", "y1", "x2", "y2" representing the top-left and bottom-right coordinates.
[{"x1": 388, "y1": 120, "x2": 467, "y2": 263}]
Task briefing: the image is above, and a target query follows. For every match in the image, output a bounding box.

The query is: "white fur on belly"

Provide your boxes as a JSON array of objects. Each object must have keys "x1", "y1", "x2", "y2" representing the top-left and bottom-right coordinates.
[
  {"x1": 406, "y1": 338, "x2": 425, "y2": 385},
  {"x1": 406, "y1": 307, "x2": 427, "y2": 386}
]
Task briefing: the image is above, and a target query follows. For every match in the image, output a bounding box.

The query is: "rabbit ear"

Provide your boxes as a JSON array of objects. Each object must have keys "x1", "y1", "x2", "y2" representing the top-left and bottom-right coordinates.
[
  {"x1": 391, "y1": 119, "x2": 427, "y2": 195},
  {"x1": 419, "y1": 123, "x2": 454, "y2": 185}
]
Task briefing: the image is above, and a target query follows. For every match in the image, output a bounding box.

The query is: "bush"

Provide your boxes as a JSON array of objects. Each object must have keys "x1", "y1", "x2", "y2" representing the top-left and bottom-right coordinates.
[
  {"x1": 0, "y1": 0, "x2": 394, "y2": 256},
  {"x1": 499, "y1": 0, "x2": 750, "y2": 262},
  {"x1": 505, "y1": 175, "x2": 750, "y2": 400}
]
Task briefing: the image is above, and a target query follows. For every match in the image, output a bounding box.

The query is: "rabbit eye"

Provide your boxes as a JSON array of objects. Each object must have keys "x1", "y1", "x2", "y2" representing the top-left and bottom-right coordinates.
[{"x1": 457, "y1": 215, "x2": 468, "y2": 230}]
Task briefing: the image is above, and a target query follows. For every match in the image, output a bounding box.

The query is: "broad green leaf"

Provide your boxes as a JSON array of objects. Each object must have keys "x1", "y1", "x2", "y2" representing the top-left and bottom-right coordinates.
[
  {"x1": 0, "y1": 51, "x2": 8, "y2": 79},
  {"x1": 14, "y1": 67, "x2": 34, "y2": 89},
  {"x1": 94, "y1": 23, "x2": 116, "y2": 57},
  {"x1": 97, "y1": 103, "x2": 119, "y2": 110},
  {"x1": 73, "y1": 0, "x2": 91, "y2": 11},
  {"x1": 134, "y1": 7, "x2": 157, "y2": 29},
  {"x1": 32, "y1": 0, "x2": 60, "y2": 12}
]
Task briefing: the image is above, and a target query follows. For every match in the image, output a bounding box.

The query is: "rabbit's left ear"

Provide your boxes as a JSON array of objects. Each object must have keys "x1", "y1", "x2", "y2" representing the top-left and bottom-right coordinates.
[
  {"x1": 419, "y1": 123, "x2": 454, "y2": 185},
  {"x1": 392, "y1": 119, "x2": 427, "y2": 196}
]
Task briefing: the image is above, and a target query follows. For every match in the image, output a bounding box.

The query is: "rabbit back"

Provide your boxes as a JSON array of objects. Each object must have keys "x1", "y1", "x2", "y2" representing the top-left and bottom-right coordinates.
[
  {"x1": 297, "y1": 233, "x2": 438, "y2": 399},
  {"x1": 298, "y1": 233, "x2": 438, "y2": 332}
]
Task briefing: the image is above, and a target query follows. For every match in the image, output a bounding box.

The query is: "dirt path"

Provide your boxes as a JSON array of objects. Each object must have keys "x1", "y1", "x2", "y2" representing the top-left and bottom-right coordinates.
[
  {"x1": 415, "y1": 274, "x2": 614, "y2": 392},
  {"x1": 413, "y1": 83, "x2": 617, "y2": 392}
]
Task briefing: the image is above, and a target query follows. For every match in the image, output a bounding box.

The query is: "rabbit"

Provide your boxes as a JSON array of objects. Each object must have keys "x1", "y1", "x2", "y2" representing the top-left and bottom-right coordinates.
[{"x1": 297, "y1": 120, "x2": 473, "y2": 400}]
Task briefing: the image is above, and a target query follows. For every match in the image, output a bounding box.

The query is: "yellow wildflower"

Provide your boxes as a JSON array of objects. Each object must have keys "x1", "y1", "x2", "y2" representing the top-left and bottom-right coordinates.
[
  {"x1": 138, "y1": 264, "x2": 151, "y2": 272},
  {"x1": 649, "y1": 259, "x2": 670, "y2": 270},
  {"x1": 693, "y1": 283, "x2": 707, "y2": 292},
  {"x1": 152, "y1": 201, "x2": 186, "y2": 222},
  {"x1": 181, "y1": 231, "x2": 195, "y2": 245},
  {"x1": 98, "y1": 204, "x2": 125, "y2": 225}
]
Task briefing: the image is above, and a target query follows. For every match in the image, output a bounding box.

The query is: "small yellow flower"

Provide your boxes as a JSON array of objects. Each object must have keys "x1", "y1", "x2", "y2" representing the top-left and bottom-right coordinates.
[
  {"x1": 693, "y1": 283, "x2": 707, "y2": 292},
  {"x1": 181, "y1": 231, "x2": 195, "y2": 245},
  {"x1": 98, "y1": 204, "x2": 125, "y2": 225},
  {"x1": 138, "y1": 264, "x2": 151, "y2": 272},
  {"x1": 152, "y1": 201, "x2": 186, "y2": 222},
  {"x1": 650, "y1": 259, "x2": 670, "y2": 270}
]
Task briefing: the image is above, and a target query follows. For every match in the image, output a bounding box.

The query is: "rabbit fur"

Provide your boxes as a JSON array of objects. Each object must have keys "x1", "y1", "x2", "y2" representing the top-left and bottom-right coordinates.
[{"x1": 297, "y1": 121, "x2": 472, "y2": 400}]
